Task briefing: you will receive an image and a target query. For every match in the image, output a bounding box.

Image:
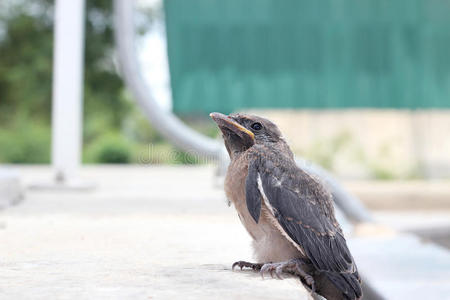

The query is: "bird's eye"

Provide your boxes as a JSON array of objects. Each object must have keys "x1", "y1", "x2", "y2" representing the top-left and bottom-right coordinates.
[{"x1": 251, "y1": 122, "x2": 262, "y2": 131}]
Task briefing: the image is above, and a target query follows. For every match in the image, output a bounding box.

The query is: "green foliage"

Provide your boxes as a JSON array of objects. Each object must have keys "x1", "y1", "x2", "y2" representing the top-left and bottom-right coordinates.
[
  {"x1": 134, "y1": 143, "x2": 207, "y2": 165},
  {"x1": 303, "y1": 131, "x2": 355, "y2": 170},
  {"x1": 172, "y1": 150, "x2": 203, "y2": 165},
  {"x1": 83, "y1": 0, "x2": 130, "y2": 131},
  {"x1": 0, "y1": 0, "x2": 132, "y2": 164},
  {"x1": 369, "y1": 166, "x2": 396, "y2": 180},
  {"x1": 299, "y1": 133, "x2": 425, "y2": 180},
  {"x1": 367, "y1": 142, "x2": 424, "y2": 180},
  {"x1": 0, "y1": 124, "x2": 50, "y2": 164},
  {"x1": 85, "y1": 133, "x2": 132, "y2": 164},
  {"x1": 0, "y1": 3, "x2": 53, "y2": 125},
  {"x1": 0, "y1": 1, "x2": 209, "y2": 165},
  {"x1": 134, "y1": 143, "x2": 172, "y2": 164}
]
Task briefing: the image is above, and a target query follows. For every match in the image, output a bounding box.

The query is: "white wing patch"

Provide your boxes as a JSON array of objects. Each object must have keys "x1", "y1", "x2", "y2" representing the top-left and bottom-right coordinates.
[
  {"x1": 257, "y1": 173, "x2": 276, "y2": 215},
  {"x1": 257, "y1": 172, "x2": 306, "y2": 256}
]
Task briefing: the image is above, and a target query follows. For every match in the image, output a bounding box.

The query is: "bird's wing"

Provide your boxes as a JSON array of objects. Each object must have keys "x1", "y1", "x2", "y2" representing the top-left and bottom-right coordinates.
[{"x1": 245, "y1": 156, "x2": 356, "y2": 275}]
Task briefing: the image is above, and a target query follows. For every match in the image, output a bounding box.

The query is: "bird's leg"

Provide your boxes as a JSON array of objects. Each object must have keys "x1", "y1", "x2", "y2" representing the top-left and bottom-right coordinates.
[
  {"x1": 260, "y1": 258, "x2": 315, "y2": 291},
  {"x1": 232, "y1": 260, "x2": 264, "y2": 271}
]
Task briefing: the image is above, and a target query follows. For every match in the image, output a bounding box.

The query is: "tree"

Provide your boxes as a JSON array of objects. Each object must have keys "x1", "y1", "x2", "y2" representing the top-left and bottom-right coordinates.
[{"x1": 0, "y1": 0, "x2": 131, "y2": 163}]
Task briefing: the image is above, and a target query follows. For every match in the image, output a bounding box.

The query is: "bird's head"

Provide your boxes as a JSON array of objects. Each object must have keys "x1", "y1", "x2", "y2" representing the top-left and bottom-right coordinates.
[{"x1": 210, "y1": 112, "x2": 283, "y2": 158}]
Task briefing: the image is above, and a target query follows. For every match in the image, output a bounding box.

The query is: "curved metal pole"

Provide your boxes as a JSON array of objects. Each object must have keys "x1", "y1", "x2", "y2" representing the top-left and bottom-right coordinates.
[
  {"x1": 296, "y1": 159, "x2": 374, "y2": 223},
  {"x1": 112, "y1": 0, "x2": 373, "y2": 223},
  {"x1": 113, "y1": 0, "x2": 223, "y2": 160}
]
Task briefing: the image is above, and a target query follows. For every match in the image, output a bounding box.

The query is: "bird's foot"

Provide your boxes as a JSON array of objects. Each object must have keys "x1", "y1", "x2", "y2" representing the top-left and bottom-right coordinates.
[
  {"x1": 260, "y1": 259, "x2": 315, "y2": 291},
  {"x1": 232, "y1": 260, "x2": 264, "y2": 271}
]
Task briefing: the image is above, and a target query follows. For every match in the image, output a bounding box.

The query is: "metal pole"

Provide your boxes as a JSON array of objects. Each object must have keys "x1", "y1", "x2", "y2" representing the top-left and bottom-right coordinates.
[
  {"x1": 296, "y1": 159, "x2": 374, "y2": 223},
  {"x1": 51, "y1": 0, "x2": 85, "y2": 184},
  {"x1": 113, "y1": 0, "x2": 224, "y2": 161}
]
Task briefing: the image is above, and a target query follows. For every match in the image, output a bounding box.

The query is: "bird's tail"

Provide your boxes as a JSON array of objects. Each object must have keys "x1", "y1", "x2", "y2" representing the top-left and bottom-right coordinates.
[{"x1": 323, "y1": 271, "x2": 362, "y2": 300}]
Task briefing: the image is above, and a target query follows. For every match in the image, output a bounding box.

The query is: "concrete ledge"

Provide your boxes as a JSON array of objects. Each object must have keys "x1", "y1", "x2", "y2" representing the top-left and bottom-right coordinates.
[
  {"x1": 0, "y1": 166, "x2": 311, "y2": 300},
  {"x1": 3, "y1": 166, "x2": 449, "y2": 299},
  {"x1": 0, "y1": 167, "x2": 24, "y2": 210}
]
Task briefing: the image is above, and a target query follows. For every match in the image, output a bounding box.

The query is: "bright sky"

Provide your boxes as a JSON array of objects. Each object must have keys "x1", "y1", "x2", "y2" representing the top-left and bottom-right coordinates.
[{"x1": 137, "y1": 0, "x2": 172, "y2": 111}]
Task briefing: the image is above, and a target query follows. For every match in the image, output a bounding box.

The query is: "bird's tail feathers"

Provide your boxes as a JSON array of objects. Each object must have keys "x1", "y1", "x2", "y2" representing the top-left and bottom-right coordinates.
[{"x1": 323, "y1": 271, "x2": 362, "y2": 300}]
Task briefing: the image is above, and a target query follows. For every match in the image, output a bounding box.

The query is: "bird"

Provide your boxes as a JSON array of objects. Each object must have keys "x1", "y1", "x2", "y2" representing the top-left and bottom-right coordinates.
[{"x1": 210, "y1": 112, "x2": 362, "y2": 300}]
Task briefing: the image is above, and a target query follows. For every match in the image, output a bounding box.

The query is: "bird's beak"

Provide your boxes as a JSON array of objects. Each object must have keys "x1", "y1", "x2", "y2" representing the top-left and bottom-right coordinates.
[{"x1": 210, "y1": 112, "x2": 255, "y2": 142}]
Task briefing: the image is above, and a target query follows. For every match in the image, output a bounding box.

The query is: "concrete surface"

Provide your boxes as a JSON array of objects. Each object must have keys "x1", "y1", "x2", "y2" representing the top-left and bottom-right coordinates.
[
  {"x1": 2, "y1": 165, "x2": 450, "y2": 300},
  {"x1": 0, "y1": 167, "x2": 24, "y2": 210},
  {"x1": 348, "y1": 234, "x2": 450, "y2": 300},
  {"x1": 0, "y1": 166, "x2": 311, "y2": 300}
]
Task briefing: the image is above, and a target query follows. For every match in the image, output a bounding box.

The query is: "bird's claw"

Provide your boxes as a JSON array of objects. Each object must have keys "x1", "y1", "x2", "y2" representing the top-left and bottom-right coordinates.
[
  {"x1": 290, "y1": 259, "x2": 316, "y2": 292},
  {"x1": 304, "y1": 274, "x2": 316, "y2": 293},
  {"x1": 232, "y1": 261, "x2": 263, "y2": 271},
  {"x1": 259, "y1": 259, "x2": 316, "y2": 291},
  {"x1": 260, "y1": 262, "x2": 284, "y2": 280},
  {"x1": 232, "y1": 259, "x2": 315, "y2": 292}
]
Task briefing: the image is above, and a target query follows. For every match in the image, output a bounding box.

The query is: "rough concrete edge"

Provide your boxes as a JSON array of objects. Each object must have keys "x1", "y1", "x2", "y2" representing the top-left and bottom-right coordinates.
[{"x1": 0, "y1": 168, "x2": 25, "y2": 210}]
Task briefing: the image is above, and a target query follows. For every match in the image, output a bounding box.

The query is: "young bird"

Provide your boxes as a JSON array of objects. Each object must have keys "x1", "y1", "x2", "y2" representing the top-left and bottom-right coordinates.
[{"x1": 210, "y1": 112, "x2": 362, "y2": 300}]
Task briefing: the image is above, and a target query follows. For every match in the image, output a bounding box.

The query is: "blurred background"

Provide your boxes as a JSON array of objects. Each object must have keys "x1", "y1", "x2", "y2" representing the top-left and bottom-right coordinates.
[
  {"x1": 0, "y1": 0, "x2": 449, "y2": 177},
  {"x1": 1, "y1": 0, "x2": 449, "y2": 299}
]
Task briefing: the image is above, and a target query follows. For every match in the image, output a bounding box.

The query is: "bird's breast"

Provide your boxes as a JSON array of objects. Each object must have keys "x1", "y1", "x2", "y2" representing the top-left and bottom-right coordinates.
[
  {"x1": 225, "y1": 155, "x2": 303, "y2": 262},
  {"x1": 225, "y1": 155, "x2": 264, "y2": 240}
]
